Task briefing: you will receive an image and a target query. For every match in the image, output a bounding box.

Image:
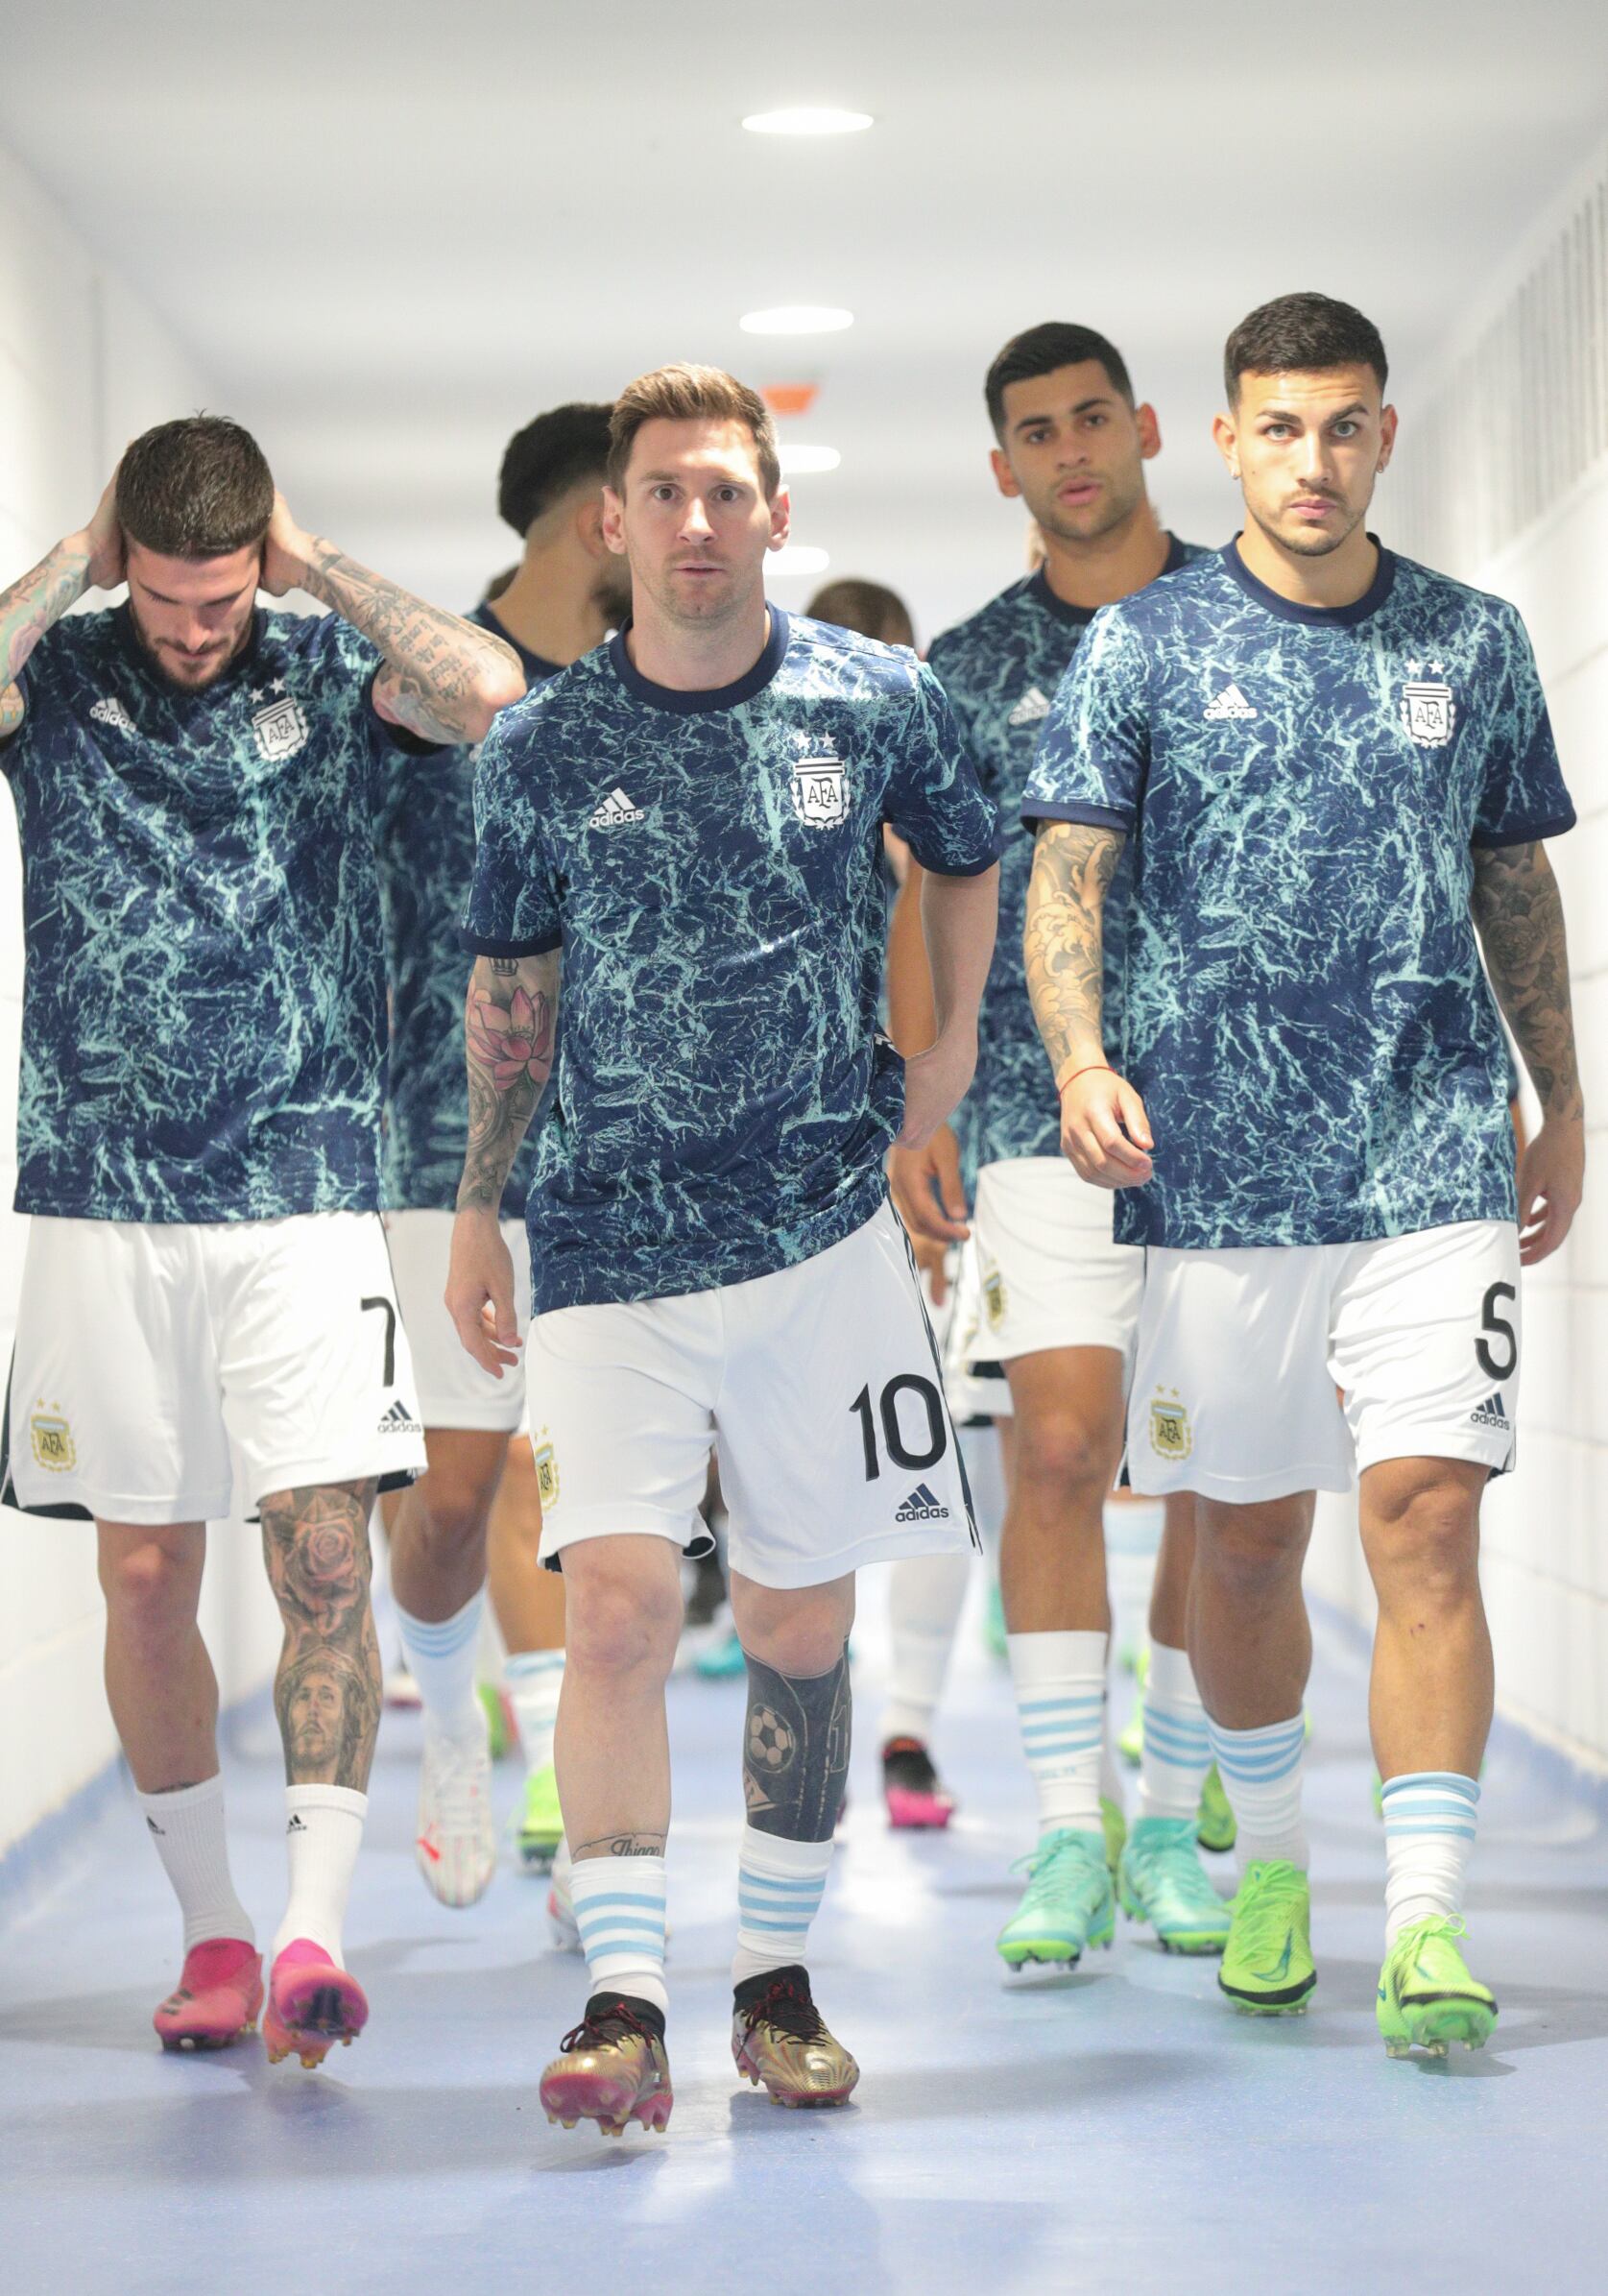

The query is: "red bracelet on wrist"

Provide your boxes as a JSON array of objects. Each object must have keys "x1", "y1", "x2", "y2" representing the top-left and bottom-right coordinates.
[{"x1": 1059, "y1": 1063, "x2": 1112, "y2": 1093}]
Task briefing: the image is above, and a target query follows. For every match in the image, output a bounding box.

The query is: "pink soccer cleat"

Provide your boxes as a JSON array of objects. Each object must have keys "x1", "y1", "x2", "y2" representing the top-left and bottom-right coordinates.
[
  {"x1": 881, "y1": 1736, "x2": 956, "y2": 1830},
  {"x1": 153, "y1": 1938, "x2": 264, "y2": 2052},
  {"x1": 264, "y1": 1940, "x2": 369, "y2": 2068}
]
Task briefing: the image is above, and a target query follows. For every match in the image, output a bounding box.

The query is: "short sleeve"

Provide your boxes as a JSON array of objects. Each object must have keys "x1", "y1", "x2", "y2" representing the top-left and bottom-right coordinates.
[
  {"x1": 461, "y1": 712, "x2": 563, "y2": 956},
  {"x1": 1471, "y1": 606, "x2": 1575, "y2": 849},
  {"x1": 923, "y1": 632, "x2": 991, "y2": 799},
  {"x1": 1022, "y1": 603, "x2": 1151, "y2": 832},
  {"x1": 881, "y1": 662, "x2": 1000, "y2": 877}
]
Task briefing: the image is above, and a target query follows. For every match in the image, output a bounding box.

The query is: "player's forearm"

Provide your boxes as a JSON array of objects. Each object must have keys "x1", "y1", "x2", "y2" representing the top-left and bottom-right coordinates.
[
  {"x1": 919, "y1": 863, "x2": 997, "y2": 1047},
  {"x1": 1472, "y1": 839, "x2": 1584, "y2": 1123},
  {"x1": 300, "y1": 540, "x2": 524, "y2": 745},
  {"x1": 456, "y1": 952, "x2": 561, "y2": 1212},
  {"x1": 0, "y1": 538, "x2": 91, "y2": 734},
  {"x1": 1024, "y1": 822, "x2": 1125, "y2": 1088},
  {"x1": 885, "y1": 858, "x2": 940, "y2": 1054}
]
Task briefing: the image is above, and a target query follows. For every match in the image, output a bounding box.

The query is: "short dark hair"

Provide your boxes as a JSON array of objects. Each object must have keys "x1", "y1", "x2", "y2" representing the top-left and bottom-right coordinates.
[
  {"x1": 116, "y1": 416, "x2": 274, "y2": 558},
  {"x1": 805, "y1": 579, "x2": 915, "y2": 650},
  {"x1": 1224, "y1": 293, "x2": 1388, "y2": 403},
  {"x1": 985, "y1": 323, "x2": 1135, "y2": 438},
  {"x1": 497, "y1": 401, "x2": 615, "y2": 537},
  {"x1": 608, "y1": 364, "x2": 781, "y2": 499}
]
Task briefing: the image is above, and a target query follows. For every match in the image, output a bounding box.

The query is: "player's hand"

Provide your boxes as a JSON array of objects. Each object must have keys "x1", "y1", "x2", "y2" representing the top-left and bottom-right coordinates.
[
  {"x1": 911, "y1": 1231, "x2": 949, "y2": 1305},
  {"x1": 445, "y1": 1208, "x2": 522, "y2": 1376},
  {"x1": 1516, "y1": 1113, "x2": 1584, "y2": 1266},
  {"x1": 75, "y1": 474, "x2": 125, "y2": 592},
  {"x1": 899, "y1": 1028, "x2": 976, "y2": 1151},
  {"x1": 889, "y1": 1123, "x2": 970, "y2": 1249},
  {"x1": 259, "y1": 494, "x2": 314, "y2": 595},
  {"x1": 1059, "y1": 1064, "x2": 1154, "y2": 1188}
]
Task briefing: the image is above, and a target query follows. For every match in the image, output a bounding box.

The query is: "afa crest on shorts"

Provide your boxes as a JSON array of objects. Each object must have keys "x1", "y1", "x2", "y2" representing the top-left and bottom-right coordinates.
[
  {"x1": 533, "y1": 1434, "x2": 561, "y2": 1508},
  {"x1": 1400, "y1": 664, "x2": 1455, "y2": 748},
  {"x1": 29, "y1": 1401, "x2": 76, "y2": 1473},
  {"x1": 1148, "y1": 1388, "x2": 1191, "y2": 1462},
  {"x1": 791, "y1": 748, "x2": 850, "y2": 828},
  {"x1": 251, "y1": 689, "x2": 310, "y2": 762}
]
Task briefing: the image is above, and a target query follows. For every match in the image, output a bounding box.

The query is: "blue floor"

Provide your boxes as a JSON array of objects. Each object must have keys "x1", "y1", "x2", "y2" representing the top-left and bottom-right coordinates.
[{"x1": 3, "y1": 1603, "x2": 1606, "y2": 2296}]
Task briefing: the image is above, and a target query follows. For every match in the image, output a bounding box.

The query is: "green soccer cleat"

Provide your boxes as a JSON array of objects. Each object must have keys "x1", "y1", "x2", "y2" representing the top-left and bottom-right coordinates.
[
  {"x1": 1217, "y1": 1861, "x2": 1316, "y2": 2015},
  {"x1": 1376, "y1": 1916, "x2": 1497, "y2": 2059},
  {"x1": 1119, "y1": 1816, "x2": 1233, "y2": 1954},
  {"x1": 1117, "y1": 1705, "x2": 1144, "y2": 1768},
  {"x1": 694, "y1": 1626, "x2": 747, "y2": 1680},
  {"x1": 996, "y1": 1828, "x2": 1116, "y2": 1970},
  {"x1": 477, "y1": 1679, "x2": 515, "y2": 1763},
  {"x1": 517, "y1": 1762, "x2": 564, "y2": 1873},
  {"x1": 1197, "y1": 1762, "x2": 1236, "y2": 1854},
  {"x1": 1100, "y1": 1795, "x2": 1127, "y2": 1877}
]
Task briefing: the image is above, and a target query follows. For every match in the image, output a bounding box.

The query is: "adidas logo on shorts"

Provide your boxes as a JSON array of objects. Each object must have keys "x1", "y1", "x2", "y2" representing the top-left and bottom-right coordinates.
[
  {"x1": 895, "y1": 1481, "x2": 950, "y2": 1524},
  {"x1": 1204, "y1": 681, "x2": 1258, "y2": 721},
  {"x1": 588, "y1": 786, "x2": 646, "y2": 829},
  {"x1": 378, "y1": 1398, "x2": 421, "y2": 1435},
  {"x1": 1470, "y1": 1391, "x2": 1511, "y2": 1432}
]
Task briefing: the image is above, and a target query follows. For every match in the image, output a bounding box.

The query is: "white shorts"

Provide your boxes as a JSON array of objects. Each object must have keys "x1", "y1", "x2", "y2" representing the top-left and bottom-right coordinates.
[
  {"x1": 1129, "y1": 1220, "x2": 1522, "y2": 1503},
  {"x1": 935, "y1": 1237, "x2": 1012, "y2": 1424},
  {"x1": 972, "y1": 1156, "x2": 1143, "y2": 1362},
  {"x1": 525, "y1": 1199, "x2": 978, "y2": 1590},
  {"x1": 385, "y1": 1208, "x2": 532, "y2": 1436},
  {"x1": 1, "y1": 1212, "x2": 426, "y2": 1525}
]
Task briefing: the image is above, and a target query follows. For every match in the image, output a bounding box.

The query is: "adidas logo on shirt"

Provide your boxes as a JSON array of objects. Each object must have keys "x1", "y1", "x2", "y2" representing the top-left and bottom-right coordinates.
[
  {"x1": 378, "y1": 1398, "x2": 421, "y2": 1435},
  {"x1": 895, "y1": 1482, "x2": 951, "y2": 1525},
  {"x1": 588, "y1": 786, "x2": 646, "y2": 829},
  {"x1": 1470, "y1": 1391, "x2": 1512, "y2": 1432},
  {"x1": 1007, "y1": 686, "x2": 1052, "y2": 728},
  {"x1": 1204, "y1": 682, "x2": 1258, "y2": 721},
  {"x1": 89, "y1": 696, "x2": 135, "y2": 734}
]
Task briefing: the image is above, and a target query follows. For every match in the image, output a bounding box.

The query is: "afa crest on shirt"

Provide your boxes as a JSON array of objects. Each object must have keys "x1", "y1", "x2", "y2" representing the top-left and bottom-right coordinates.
[
  {"x1": 251, "y1": 691, "x2": 310, "y2": 762},
  {"x1": 533, "y1": 1434, "x2": 560, "y2": 1508},
  {"x1": 1148, "y1": 1389, "x2": 1191, "y2": 1462},
  {"x1": 1400, "y1": 664, "x2": 1456, "y2": 748},
  {"x1": 791, "y1": 747, "x2": 850, "y2": 828},
  {"x1": 30, "y1": 1401, "x2": 76, "y2": 1473}
]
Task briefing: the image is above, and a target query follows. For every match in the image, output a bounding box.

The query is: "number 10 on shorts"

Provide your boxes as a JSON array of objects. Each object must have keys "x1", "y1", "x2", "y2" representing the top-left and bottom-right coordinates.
[{"x1": 851, "y1": 1375, "x2": 948, "y2": 1481}]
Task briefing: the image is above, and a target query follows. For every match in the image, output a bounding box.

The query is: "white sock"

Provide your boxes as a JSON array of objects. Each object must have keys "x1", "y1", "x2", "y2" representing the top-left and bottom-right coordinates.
[
  {"x1": 882, "y1": 1552, "x2": 971, "y2": 1745},
  {"x1": 1008, "y1": 1630, "x2": 1107, "y2": 1840},
  {"x1": 1140, "y1": 1643, "x2": 1212, "y2": 1823},
  {"x1": 1381, "y1": 1772, "x2": 1479, "y2": 1946},
  {"x1": 571, "y1": 1852, "x2": 668, "y2": 2014},
  {"x1": 137, "y1": 1775, "x2": 254, "y2": 1954},
  {"x1": 732, "y1": 1826, "x2": 834, "y2": 1987},
  {"x1": 506, "y1": 1649, "x2": 565, "y2": 1776},
  {"x1": 1105, "y1": 1495, "x2": 1164, "y2": 1661},
  {"x1": 274, "y1": 1784, "x2": 367, "y2": 1964},
  {"x1": 396, "y1": 1589, "x2": 484, "y2": 1734},
  {"x1": 1207, "y1": 1712, "x2": 1308, "y2": 1873}
]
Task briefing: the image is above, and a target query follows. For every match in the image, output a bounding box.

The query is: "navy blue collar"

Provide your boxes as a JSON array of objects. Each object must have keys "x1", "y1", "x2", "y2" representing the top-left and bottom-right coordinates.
[
  {"x1": 470, "y1": 599, "x2": 564, "y2": 685},
  {"x1": 1027, "y1": 531, "x2": 1190, "y2": 628},
  {"x1": 608, "y1": 608, "x2": 789, "y2": 714},
  {"x1": 1221, "y1": 534, "x2": 1395, "y2": 627}
]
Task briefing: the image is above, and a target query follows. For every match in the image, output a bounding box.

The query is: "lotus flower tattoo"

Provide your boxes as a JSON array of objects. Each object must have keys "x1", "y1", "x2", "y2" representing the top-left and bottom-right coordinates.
[{"x1": 468, "y1": 983, "x2": 553, "y2": 1090}]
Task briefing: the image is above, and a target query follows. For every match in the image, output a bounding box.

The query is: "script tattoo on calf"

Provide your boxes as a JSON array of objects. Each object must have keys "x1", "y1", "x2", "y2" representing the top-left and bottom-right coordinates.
[
  {"x1": 260, "y1": 1479, "x2": 381, "y2": 1789},
  {"x1": 743, "y1": 1650, "x2": 852, "y2": 1843},
  {"x1": 574, "y1": 1833, "x2": 667, "y2": 1860},
  {"x1": 1471, "y1": 839, "x2": 1582, "y2": 1119}
]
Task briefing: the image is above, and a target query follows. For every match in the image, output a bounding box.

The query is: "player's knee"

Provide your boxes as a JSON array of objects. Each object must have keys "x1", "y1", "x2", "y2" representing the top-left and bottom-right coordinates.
[
  {"x1": 99, "y1": 1538, "x2": 199, "y2": 1642},
  {"x1": 743, "y1": 1607, "x2": 848, "y2": 1680},
  {"x1": 413, "y1": 1467, "x2": 499, "y2": 1553},
  {"x1": 1369, "y1": 1469, "x2": 1481, "y2": 1602},
  {"x1": 1197, "y1": 1510, "x2": 1304, "y2": 1599},
  {"x1": 1013, "y1": 1409, "x2": 1114, "y2": 1496},
  {"x1": 564, "y1": 1556, "x2": 681, "y2": 1680}
]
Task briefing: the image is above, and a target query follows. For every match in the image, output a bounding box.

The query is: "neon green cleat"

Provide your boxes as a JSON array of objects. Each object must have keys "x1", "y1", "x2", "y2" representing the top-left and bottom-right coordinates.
[
  {"x1": 1197, "y1": 1762, "x2": 1236, "y2": 1854},
  {"x1": 517, "y1": 1762, "x2": 564, "y2": 1873},
  {"x1": 1377, "y1": 1916, "x2": 1497, "y2": 2059},
  {"x1": 477, "y1": 1679, "x2": 514, "y2": 1762},
  {"x1": 1100, "y1": 1796, "x2": 1127, "y2": 1876},
  {"x1": 996, "y1": 1829, "x2": 1115, "y2": 1970},
  {"x1": 1217, "y1": 1861, "x2": 1316, "y2": 2015},
  {"x1": 1119, "y1": 1816, "x2": 1233, "y2": 1954},
  {"x1": 1117, "y1": 1706, "x2": 1144, "y2": 1767}
]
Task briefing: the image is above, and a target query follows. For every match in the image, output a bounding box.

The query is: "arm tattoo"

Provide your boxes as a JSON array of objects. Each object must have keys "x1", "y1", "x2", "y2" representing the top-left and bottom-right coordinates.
[
  {"x1": 1023, "y1": 822, "x2": 1126, "y2": 1085},
  {"x1": 0, "y1": 539, "x2": 91, "y2": 734},
  {"x1": 742, "y1": 1648, "x2": 852, "y2": 1843},
  {"x1": 300, "y1": 539, "x2": 522, "y2": 745},
  {"x1": 1471, "y1": 840, "x2": 1583, "y2": 1121},
  {"x1": 259, "y1": 1479, "x2": 381, "y2": 1789},
  {"x1": 456, "y1": 950, "x2": 560, "y2": 1213}
]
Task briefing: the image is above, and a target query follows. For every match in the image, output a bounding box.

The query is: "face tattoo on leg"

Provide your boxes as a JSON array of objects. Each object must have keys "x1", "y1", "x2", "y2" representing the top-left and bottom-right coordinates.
[{"x1": 742, "y1": 1648, "x2": 852, "y2": 1843}]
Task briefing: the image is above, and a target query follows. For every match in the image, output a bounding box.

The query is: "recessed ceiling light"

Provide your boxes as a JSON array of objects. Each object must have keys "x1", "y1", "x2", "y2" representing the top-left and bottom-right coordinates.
[
  {"x1": 768, "y1": 544, "x2": 830, "y2": 576},
  {"x1": 743, "y1": 109, "x2": 874, "y2": 137},
  {"x1": 779, "y1": 445, "x2": 842, "y2": 476},
  {"x1": 740, "y1": 306, "x2": 853, "y2": 336}
]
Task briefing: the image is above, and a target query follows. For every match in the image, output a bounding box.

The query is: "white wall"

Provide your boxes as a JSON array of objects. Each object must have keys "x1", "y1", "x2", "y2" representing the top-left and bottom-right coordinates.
[
  {"x1": 0, "y1": 136, "x2": 281, "y2": 1860},
  {"x1": 1308, "y1": 134, "x2": 1608, "y2": 1775}
]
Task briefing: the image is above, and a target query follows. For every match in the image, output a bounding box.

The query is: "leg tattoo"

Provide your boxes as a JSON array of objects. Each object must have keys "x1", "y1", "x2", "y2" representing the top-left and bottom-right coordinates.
[
  {"x1": 260, "y1": 1480, "x2": 381, "y2": 1791},
  {"x1": 743, "y1": 1649, "x2": 852, "y2": 1843}
]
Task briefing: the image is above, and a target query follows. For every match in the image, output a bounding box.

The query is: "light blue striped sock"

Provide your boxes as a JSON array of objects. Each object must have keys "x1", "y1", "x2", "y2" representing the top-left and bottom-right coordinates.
[
  {"x1": 570, "y1": 1852, "x2": 668, "y2": 2015},
  {"x1": 1007, "y1": 1631, "x2": 1108, "y2": 1839},
  {"x1": 1139, "y1": 1643, "x2": 1212, "y2": 1823},
  {"x1": 732, "y1": 1826, "x2": 833, "y2": 1987},
  {"x1": 396, "y1": 1589, "x2": 484, "y2": 1733},
  {"x1": 1207, "y1": 1711, "x2": 1308, "y2": 1873},
  {"x1": 1380, "y1": 1772, "x2": 1479, "y2": 1946}
]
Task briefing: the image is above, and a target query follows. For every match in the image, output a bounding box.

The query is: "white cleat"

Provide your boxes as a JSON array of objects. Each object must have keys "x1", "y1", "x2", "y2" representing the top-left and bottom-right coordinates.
[
  {"x1": 547, "y1": 1847, "x2": 582, "y2": 1952},
  {"x1": 415, "y1": 1713, "x2": 497, "y2": 1907}
]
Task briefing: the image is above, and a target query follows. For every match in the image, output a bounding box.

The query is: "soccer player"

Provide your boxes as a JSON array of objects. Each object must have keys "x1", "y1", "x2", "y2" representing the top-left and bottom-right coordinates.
[
  {"x1": 890, "y1": 323, "x2": 1231, "y2": 1966},
  {"x1": 378, "y1": 403, "x2": 629, "y2": 1904},
  {"x1": 448, "y1": 364, "x2": 999, "y2": 2133},
  {"x1": 1023, "y1": 292, "x2": 1582, "y2": 2052},
  {"x1": 0, "y1": 418, "x2": 522, "y2": 2064}
]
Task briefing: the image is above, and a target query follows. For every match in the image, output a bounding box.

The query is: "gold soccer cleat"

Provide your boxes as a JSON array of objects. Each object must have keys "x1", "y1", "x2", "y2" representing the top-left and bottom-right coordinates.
[
  {"x1": 731, "y1": 1967, "x2": 859, "y2": 2109},
  {"x1": 540, "y1": 2001, "x2": 673, "y2": 2137}
]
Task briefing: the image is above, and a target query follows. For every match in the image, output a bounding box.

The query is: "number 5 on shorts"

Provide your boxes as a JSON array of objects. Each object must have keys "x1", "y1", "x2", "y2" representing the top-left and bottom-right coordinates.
[{"x1": 1476, "y1": 1281, "x2": 1517, "y2": 1383}]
